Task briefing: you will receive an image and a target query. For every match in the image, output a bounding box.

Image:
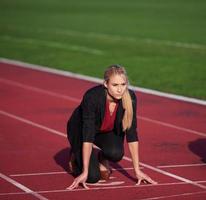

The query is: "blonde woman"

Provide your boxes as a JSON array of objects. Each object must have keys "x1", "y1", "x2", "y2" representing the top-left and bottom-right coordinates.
[{"x1": 67, "y1": 64, "x2": 157, "y2": 190}]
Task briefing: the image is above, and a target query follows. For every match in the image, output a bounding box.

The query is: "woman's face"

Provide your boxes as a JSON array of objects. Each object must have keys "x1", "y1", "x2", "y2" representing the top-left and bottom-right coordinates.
[{"x1": 104, "y1": 74, "x2": 127, "y2": 100}]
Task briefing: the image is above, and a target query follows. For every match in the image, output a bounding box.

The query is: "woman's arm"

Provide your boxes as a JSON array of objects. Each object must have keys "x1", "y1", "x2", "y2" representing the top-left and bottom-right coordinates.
[
  {"x1": 82, "y1": 142, "x2": 93, "y2": 174},
  {"x1": 128, "y1": 141, "x2": 157, "y2": 185},
  {"x1": 128, "y1": 141, "x2": 140, "y2": 173},
  {"x1": 68, "y1": 142, "x2": 93, "y2": 190}
]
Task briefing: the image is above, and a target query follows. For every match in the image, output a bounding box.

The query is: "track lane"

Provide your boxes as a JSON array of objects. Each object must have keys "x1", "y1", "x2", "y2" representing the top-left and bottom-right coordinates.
[{"x1": 1, "y1": 61, "x2": 206, "y2": 199}]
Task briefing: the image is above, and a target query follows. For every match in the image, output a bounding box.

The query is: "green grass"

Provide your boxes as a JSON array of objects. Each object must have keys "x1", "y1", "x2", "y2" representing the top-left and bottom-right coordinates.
[{"x1": 0, "y1": 0, "x2": 206, "y2": 99}]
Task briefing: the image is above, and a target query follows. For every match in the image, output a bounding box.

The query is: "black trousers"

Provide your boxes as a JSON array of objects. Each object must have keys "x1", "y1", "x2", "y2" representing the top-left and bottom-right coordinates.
[{"x1": 71, "y1": 131, "x2": 124, "y2": 183}]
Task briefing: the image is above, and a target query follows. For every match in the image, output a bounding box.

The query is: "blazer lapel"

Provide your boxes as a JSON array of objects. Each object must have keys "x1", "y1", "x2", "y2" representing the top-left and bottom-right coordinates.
[
  {"x1": 114, "y1": 100, "x2": 124, "y2": 134},
  {"x1": 99, "y1": 87, "x2": 107, "y2": 125}
]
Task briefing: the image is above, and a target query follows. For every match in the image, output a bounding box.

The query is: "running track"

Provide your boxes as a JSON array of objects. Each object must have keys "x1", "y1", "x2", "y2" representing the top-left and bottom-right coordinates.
[{"x1": 0, "y1": 59, "x2": 206, "y2": 200}]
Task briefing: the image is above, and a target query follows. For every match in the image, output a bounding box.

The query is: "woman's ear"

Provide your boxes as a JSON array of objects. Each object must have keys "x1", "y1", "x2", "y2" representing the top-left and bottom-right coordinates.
[{"x1": 103, "y1": 81, "x2": 108, "y2": 88}]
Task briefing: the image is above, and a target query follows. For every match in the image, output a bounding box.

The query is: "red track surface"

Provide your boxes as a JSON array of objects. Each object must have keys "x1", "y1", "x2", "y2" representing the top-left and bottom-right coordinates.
[{"x1": 0, "y1": 61, "x2": 206, "y2": 200}]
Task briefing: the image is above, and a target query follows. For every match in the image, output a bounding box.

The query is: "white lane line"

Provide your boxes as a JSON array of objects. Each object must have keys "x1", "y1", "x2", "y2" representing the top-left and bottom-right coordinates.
[
  {"x1": 0, "y1": 78, "x2": 80, "y2": 103},
  {"x1": 1, "y1": 77, "x2": 205, "y2": 138},
  {"x1": 138, "y1": 116, "x2": 206, "y2": 137},
  {"x1": 139, "y1": 190, "x2": 206, "y2": 200},
  {"x1": 0, "y1": 182, "x2": 178, "y2": 196},
  {"x1": 1, "y1": 58, "x2": 206, "y2": 106},
  {"x1": 0, "y1": 173, "x2": 49, "y2": 200},
  {"x1": 10, "y1": 167, "x2": 138, "y2": 177},
  {"x1": 0, "y1": 110, "x2": 66, "y2": 138},
  {"x1": 157, "y1": 163, "x2": 206, "y2": 169},
  {"x1": 10, "y1": 171, "x2": 68, "y2": 177},
  {"x1": 1, "y1": 110, "x2": 206, "y2": 190},
  {"x1": 1, "y1": 181, "x2": 206, "y2": 196},
  {"x1": 123, "y1": 157, "x2": 206, "y2": 190},
  {"x1": 85, "y1": 181, "x2": 125, "y2": 186}
]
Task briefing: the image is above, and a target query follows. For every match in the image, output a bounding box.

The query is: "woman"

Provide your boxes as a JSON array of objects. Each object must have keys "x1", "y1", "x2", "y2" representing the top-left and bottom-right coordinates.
[{"x1": 67, "y1": 64, "x2": 157, "y2": 190}]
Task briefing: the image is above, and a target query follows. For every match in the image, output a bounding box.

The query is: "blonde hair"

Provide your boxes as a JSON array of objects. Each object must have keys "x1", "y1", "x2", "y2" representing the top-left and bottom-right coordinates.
[{"x1": 104, "y1": 64, "x2": 133, "y2": 131}]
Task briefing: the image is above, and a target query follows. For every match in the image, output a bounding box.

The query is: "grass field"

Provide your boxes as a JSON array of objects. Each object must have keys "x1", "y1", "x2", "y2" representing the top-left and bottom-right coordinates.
[{"x1": 0, "y1": 0, "x2": 206, "y2": 99}]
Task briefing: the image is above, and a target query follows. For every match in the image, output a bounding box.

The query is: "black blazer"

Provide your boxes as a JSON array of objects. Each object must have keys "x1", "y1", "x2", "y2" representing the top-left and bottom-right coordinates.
[{"x1": 67, "y1": 85, "x2": 138, "y2": 151}]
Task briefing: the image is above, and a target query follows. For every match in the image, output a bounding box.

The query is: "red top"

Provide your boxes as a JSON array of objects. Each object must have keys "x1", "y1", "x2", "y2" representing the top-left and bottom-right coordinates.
[{"x1": 100, "y1": 100, "x2": 119, "y2": 132}]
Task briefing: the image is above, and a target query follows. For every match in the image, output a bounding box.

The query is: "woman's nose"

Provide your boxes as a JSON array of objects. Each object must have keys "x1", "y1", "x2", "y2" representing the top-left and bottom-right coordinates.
[{"x1": 117, "y1": 86, "x2": 122, "y2": 92}]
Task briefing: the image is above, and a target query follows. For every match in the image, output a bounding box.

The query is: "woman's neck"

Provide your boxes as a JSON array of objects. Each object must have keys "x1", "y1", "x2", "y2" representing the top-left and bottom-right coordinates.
[{"x1": 106, "y1": 91, "x2": 118, "y2": 103}]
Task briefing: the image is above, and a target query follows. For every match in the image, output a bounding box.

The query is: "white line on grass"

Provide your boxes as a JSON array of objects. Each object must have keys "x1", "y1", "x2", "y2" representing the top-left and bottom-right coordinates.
[
  {"x1": 48, "y1": 28, "x2": 206, "y2": 51},
  {"x1": 0, "y1": 173, "x2": 49, "y2": 200},
  {"x1": 1, "y1": 110, "x2": 206, "y2": 190},
  {"x1": 0, "y1": 77, "x2": 205, "y2": 137},
  {"x1": 2, "y1": 27, "x2": 206, "y2": 51},
  {"x1": 1, "y1": 58, "x2": 206, "y2": 106},
  {"x1": 1, "y1": 35, "x2": 104, "y2": 55}
]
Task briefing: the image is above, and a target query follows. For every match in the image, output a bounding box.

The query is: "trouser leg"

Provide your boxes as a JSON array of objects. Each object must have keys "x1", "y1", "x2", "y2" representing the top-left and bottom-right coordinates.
[
  {"x1": 73, "y1": 148, "x2": 101, "y2": 183},
  {"x1": 94, "y1": 131, "x2": 124, "y2": 162},
  {"x1": 68, "y1": 131, "x2": 124, "y2": 183}
]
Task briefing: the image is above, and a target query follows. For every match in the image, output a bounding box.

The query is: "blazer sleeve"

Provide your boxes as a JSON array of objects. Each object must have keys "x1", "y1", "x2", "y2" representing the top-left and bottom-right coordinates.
[
  {"x1": 126, "y1": 90, "x2": 139, "y2": 143},
  {"x1": 81, "y1": 90, "x2": 97, "y2": 143}
]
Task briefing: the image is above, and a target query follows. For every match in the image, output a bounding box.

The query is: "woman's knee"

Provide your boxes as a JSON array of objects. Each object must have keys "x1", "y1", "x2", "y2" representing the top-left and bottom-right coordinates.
[{"x1": 104, "y1": 148, "x2": 124, "y2": 162}]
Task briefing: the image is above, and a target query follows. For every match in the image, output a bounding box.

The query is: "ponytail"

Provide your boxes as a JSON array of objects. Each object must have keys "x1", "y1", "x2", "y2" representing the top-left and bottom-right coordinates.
[{"x1": 122, "y1": 89, "x2": 133, "y2": 131}]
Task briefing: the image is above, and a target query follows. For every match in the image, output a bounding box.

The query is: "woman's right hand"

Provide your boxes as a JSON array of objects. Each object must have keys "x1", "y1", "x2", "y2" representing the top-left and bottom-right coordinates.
[
  {"x1": 135, "y1": 169, "x2": 157, "y2": 185},
  {"x1": 67, "y1": 172, "x2": 89, "y2": 190}
]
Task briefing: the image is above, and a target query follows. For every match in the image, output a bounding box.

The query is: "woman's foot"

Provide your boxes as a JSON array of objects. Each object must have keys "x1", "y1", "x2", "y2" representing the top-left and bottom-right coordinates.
[
  {"x1": 98, "y1": 152, "x2": 112, "y2": 180},
  {"x1": 68, "y1": 152, "x2": 76, "y2": 174}
]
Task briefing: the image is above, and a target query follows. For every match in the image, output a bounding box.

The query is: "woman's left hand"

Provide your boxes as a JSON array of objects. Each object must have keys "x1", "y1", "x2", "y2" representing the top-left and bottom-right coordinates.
[
  {"x1": 135, "y1": 169, "x2": 157, "y2": 185},
  {"x1": 67, "y1": 172, "x2": 89, "y2": 190}
]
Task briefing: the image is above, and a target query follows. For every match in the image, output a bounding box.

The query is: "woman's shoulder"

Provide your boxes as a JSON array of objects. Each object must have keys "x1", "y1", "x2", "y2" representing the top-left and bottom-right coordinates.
[
  {"x1": 128, "y1": 89, "x2": 137, "y2": 100},
  {"x1": 83, "y1": 84, "x2": 105, "y2": 100},
  {"x1": 86, "y1": 84, "x2": 104, "y2": 93}
]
